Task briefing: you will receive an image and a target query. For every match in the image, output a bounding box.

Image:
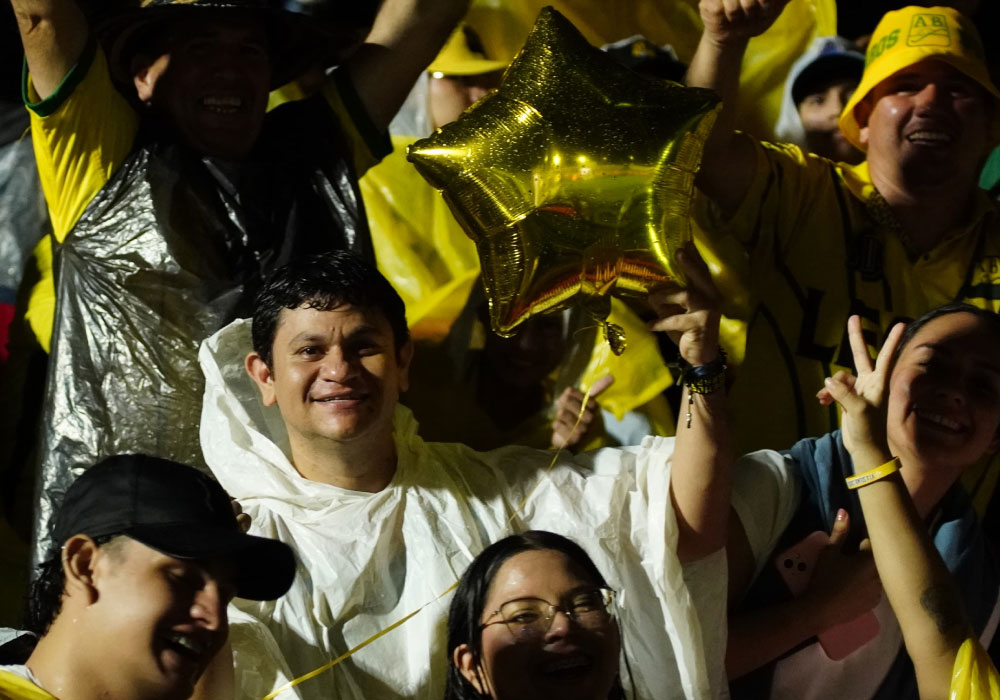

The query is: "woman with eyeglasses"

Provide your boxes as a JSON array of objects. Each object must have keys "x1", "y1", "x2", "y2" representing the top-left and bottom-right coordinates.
[
  {"x1": 445, "y1": 531, "x2": 626, "y2": 700},
  {"x1": 443, "y1": 243, "x2": 737, "y2": 699}
]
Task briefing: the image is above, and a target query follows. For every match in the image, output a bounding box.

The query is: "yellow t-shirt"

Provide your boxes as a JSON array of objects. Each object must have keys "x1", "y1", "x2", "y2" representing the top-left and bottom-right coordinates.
[
  {"x1": 0, "y1": 670, "x2": 55, "y2": 700},
  {"x1": 24, "y1": 42, "x2": 385, "y2": 351},
  {"x1": 697, "y1": 139, "x2": 1000, "y2": 512}
]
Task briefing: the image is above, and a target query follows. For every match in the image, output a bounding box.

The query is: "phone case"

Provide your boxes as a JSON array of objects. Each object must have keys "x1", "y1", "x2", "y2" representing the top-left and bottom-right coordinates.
[{"x1": 774, "y1": 530, "x2": 881, "y2": 660}]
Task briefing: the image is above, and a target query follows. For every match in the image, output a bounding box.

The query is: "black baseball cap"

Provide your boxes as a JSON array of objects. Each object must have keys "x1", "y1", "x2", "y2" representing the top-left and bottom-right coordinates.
[{"x1": 53, "y1": 454, "x2": 295, "y2": 601}]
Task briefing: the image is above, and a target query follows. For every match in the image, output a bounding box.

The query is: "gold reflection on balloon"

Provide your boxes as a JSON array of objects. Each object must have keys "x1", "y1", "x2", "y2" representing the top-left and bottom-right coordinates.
[{"x1": 408, "y1": 6, "x2": 720, "y2": 353}]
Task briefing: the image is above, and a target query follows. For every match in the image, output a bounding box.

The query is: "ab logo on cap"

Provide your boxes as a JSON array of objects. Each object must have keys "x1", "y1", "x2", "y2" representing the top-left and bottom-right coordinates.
[{"x1": 907, "y1": 14, "x2": 951, "y2": 47}]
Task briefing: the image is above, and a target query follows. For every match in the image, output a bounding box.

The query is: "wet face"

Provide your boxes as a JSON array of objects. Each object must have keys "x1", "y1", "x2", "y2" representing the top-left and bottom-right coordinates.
[
  {"x1": 133, "y1": 16, "x2": 271, "y2": 160},
  {"x1": 797, "y1": 78, "x2": 862, "y2": 163},
  {"x1": 858, "y1": 60, "x2": 992, "y2": 187},
  {"x1": 886, "y1": 312, "x2": 1000, "y2": 477},
  {"x1": 457, "y1": 549, "x2": 620, "y2": 700},
  {"x1": 88, "y1": 539, "x2": 233, "y2": 700},
  {"x1": 248, "y1": 304, "x2": 412, "y2": 449}
]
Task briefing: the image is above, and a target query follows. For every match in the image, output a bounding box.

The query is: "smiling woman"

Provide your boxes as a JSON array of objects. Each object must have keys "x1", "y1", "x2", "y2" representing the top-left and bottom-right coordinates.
[
  {"x1": 726, "y1": 304, "x2": 1000, "y2": 699},
  {"x1": 445, "y1": 531, "x2": 628, "y2": 700}
]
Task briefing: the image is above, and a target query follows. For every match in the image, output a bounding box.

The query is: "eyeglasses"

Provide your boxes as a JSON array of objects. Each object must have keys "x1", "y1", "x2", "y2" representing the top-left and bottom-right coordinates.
[{"x1": 480, "y1": 588, "x2": 616, "y2": 640}]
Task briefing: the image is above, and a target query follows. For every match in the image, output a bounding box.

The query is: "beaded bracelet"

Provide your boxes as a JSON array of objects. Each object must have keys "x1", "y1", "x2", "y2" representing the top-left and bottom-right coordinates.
[
  {"x1": 845, "y1": 457, "x2": 901, "y2": 490},
  {"x1": 672, "y1": 349, "x2": 727, "y2": 428}
]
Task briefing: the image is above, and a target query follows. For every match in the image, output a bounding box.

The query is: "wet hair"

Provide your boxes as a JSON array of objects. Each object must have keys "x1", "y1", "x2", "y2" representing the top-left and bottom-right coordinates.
[
  {"x1": 24, "y1": 534, "x2": 125, "y2": 635},
  {"x1": 251, "y1": 250, "x2": 409, "y2": 368},
  {"x1": 892, "y1": 303, "x2": 1000, "y2": 364},
  {"x1": 444, "y1": 531, "x2": 629, "y2": 700}
]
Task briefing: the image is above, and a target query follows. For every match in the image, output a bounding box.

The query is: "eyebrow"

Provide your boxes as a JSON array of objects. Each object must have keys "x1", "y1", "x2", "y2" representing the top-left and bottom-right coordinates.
[
  {"x1": 285, "y1": 325, "x2": 385, "y2": 347},
  {"x1": 917, "y1": 343, "x2": 1000, "y2": 376}
]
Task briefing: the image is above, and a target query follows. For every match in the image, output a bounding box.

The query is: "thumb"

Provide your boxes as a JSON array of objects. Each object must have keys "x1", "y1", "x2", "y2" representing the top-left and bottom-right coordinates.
[
  {"x1": 823, "y1": 375, "x2": 864, "y2": 414},
  {"x1": 829, "y1": 508, "x2": 850, "y2": 546}
]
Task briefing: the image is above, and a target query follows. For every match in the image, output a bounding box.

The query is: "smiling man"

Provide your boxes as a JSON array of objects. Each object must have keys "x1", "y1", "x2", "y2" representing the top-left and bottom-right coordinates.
[
  {"x1": 8, "y1": 0, "x2": 467, "y2": 560},
  {"x1": 0, "y1": 454, "x2": 295, "y2": 700},
  {"x1": 686, "y1": 4, "x2": 1000, "y2": 508},
  {"x1": 196, "y1": 249, "x2": 749, "y2": 699}
]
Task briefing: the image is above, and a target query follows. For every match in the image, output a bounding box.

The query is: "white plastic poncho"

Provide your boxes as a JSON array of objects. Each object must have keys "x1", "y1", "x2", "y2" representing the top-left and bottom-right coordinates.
[{"x1": 199, "y1": 319, "x2": 728, "y2": 700}]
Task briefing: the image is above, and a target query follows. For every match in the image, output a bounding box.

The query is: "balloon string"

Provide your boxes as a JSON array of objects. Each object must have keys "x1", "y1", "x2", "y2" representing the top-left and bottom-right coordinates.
[{"x1": 259, "y1": 363, "x2": 606, "y2": 699}]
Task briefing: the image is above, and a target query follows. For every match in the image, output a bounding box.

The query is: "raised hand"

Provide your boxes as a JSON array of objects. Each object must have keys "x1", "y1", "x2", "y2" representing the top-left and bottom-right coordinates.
[
  {"x1": 551, "y1": 374, "x2": 614, "y2": 450},
  {"x1": 648, "y1": 241, "x2": 723, "y2": 367},
  {"x1": 699, "y1": 0, "x2": 792, "y2": 46},
  {"x1": 817, "y1": 316, "x2": 905, "y2": 461}
]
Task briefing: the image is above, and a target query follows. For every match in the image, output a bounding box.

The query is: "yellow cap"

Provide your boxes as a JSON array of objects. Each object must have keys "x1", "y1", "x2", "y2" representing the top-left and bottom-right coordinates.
[
  {"x1": 839, "y1": 6, "x2": 1000, "y2": 150},
  {"x1": 427, "y1": 24, "x2": 510, "y2": 77}
]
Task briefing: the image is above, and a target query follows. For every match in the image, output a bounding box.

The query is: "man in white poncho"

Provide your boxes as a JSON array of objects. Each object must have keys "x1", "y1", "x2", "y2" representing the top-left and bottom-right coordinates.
[{"x1": 198, "y1": 248, "x2": 750, "y2": 699}]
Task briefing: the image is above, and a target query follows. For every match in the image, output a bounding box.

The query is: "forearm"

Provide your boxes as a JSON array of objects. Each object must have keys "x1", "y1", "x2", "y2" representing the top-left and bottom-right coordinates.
[
  {"x1": 686, "y1": 32, "x2": 756, "y2": 217},
  {"x1": 854, "y1": 466, "x2": 969, "y2": 699},
  {"x1": 11, "y1": 0, "x2": 88, "y2": 100},
  {"x1": 671, "y1": 386, "x2": 731, "y2": 563},
  {"x1": 727, "y1": 598, "x2": 827, "y2": 679},
  {"x1": 347, "y1": 0, "x2": 467, "y2": 132}
]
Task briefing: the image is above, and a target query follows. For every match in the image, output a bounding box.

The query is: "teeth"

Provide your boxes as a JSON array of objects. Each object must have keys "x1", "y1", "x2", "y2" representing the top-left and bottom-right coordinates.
[
  {"x1": 907, "y1": 130, "x2": 951, "y2": 143},
  {"x1": 167, "y1": 633, "x2": 204, "y2": 657},
  {"x1": 544, "y1": 657, "x2": 589, "y2": 672},
  {"x1": 916, "y1": 409, "x2": 963, "y2": 431},
  {"x1": 202, "y1": 96, "x2": 242, "y2": 114}
]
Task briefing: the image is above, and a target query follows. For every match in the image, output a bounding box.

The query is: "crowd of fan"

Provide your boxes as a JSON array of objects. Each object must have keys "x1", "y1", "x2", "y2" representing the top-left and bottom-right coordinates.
[{"x1": 0, "y1": 0, "x2": 998, "y2": 699}]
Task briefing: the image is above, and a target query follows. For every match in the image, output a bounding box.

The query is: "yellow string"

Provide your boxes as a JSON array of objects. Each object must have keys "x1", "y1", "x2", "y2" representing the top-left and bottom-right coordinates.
[{"x1": 259, "y1": 377, "x2": 603, "y2": 699}]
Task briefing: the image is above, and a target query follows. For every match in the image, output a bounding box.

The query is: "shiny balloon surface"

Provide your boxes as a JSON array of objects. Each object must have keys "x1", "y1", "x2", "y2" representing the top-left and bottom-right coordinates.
[{"x1": 409, "y1": 6, "x2": 719, "y2": 353}]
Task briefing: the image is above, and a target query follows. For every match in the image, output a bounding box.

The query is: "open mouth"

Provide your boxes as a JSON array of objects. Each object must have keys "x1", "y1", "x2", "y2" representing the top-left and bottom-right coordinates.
[
  {"x1": 905, "y1": 129, "x2": 953, "y2": 146},
  {"x1": 163, "y1": 631, "x2": 206, "y2": 662},
  {"x1": 914, "y1": 407, "x2": 967, "y2": 434},
  {"x1": 311, "y1": 393, "x2": 368, "y2": 404},
  {"x1": 201, "y1": 95, "x2": 244, "y2": 115},
  {"x1": 539, "y1": 654, "x2": 594, "y2": 679}
]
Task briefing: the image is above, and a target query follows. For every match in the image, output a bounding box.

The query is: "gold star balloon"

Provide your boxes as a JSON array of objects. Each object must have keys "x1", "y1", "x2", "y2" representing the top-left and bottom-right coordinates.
[{"x1": 408, "y1": 6, "x2": 720, "y2": 354}]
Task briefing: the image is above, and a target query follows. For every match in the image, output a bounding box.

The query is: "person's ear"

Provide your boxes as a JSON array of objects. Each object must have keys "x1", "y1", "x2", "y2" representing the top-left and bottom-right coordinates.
[
  {"x1": 855, "y1": 98, "x2": 873, "y2": 148},
  {"x1": 397, "y1": 340, "x2": 414, "y2": 393},
  {"x1": 62, "y1": 535, "x2": 101, "y2": 604},
  {"x1": 453, "y1": 644, "x2": 487, "y2": 695},
  {"x1": 245, "y1": 351, "x2": 278, "y2": 406},
  {"x1": 132, "y1": 53, "x2": 169, "y2": 103}
]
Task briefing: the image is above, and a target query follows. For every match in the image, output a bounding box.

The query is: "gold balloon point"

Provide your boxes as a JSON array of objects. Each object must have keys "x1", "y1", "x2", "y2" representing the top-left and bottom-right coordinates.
[
  {"x1": 408, "y1": 6, "x2": 720, "y2": 353},
  {"x1": 604, "y1": 322, "x2": 627, "y2": 356}
]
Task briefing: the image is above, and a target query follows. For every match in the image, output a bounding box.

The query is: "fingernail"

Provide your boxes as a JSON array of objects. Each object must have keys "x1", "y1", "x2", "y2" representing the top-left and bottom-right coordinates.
[
  {"x1": 836, "y1": 508, "x2": 847, "y2": 521},
  {"x1": 824, "y1": 377, "x2": 834, "y2": 386}
]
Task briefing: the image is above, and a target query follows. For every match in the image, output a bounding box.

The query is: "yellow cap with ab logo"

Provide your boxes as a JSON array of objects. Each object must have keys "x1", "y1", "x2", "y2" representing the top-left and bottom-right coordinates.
[{"x1": 838, "y1": 6, "x2": 999, "y2": 151}]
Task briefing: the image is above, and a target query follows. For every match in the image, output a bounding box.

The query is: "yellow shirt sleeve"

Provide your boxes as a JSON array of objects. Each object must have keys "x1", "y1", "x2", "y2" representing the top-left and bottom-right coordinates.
[
  {"x1": 25, "y1": 41, "x2": 138, "y2": 244},
  {"x1": 23, "y1": 40, "x2": 137, "y2": 351}
]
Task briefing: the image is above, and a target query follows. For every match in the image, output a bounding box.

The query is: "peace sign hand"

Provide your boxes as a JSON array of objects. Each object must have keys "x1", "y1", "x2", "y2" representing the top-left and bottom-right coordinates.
[{"x1": 817, "y1": 316, "x2": 906, "y2": 461}]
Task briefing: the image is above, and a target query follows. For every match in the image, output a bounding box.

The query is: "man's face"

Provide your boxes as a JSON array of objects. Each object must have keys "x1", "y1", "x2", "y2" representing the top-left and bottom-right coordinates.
[
  {"x1": 89, "y1": 539, "x2": 234, "y2": 700},
  {"x1": 858, "y1": 59, "x2": 992, "y2": 187},
  {"x1": 248, "y1": 304, "x2": 412, "y2": 449},
  {"x1": 133, "y1": 16, "x2": 271, "y2": 160}
]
